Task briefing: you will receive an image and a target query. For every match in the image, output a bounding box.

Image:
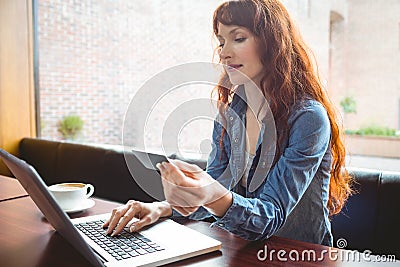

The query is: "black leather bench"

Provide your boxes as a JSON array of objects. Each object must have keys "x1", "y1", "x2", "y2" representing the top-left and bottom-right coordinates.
[
  {"x1": 18, "y1": 137, "x2": 400, "y2": 259},
  {"x1": 19, "y1": 138, "x2": 157, "y2": 203},
  {"x1": 331, "y1": 167, "x2": 400, "y2": 259}
]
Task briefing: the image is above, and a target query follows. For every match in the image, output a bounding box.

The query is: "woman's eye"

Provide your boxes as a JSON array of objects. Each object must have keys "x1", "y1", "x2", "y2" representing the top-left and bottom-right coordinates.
[
  {"x1": 218, "y1": 43, "x2": 225, "y2": 48},
  {"x1": 235, "y1": 37, "x2": 246, "y2": 42}
]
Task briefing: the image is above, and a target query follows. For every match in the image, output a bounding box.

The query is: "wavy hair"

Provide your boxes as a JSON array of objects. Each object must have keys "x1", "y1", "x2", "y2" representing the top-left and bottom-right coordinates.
[{"x1": 212, "y1": 0, "x2": 353, "y2": 216}]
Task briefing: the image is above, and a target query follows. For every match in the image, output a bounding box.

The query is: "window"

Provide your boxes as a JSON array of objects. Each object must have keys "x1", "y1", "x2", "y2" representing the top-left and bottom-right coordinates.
[
  {"x1": 283, "y1": 0, "x2": 400, "y2": 171},
  {"x1": 36, "y1": 0, "x2": 400, "y2": 170},
  {"x1": 36, "y1": 0, "x2": 222, "y2": 156}
]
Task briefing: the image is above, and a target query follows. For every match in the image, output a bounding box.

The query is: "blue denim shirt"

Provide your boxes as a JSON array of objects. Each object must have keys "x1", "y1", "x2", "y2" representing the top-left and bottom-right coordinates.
[{"x1": 173, "y1": 86, "x2": 333, "y2": 246}]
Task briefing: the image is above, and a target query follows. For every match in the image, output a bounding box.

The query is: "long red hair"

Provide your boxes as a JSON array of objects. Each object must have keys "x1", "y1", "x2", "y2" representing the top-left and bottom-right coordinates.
[{"x1": 212, "y1": 0, "x2": 353, "y2": 216}]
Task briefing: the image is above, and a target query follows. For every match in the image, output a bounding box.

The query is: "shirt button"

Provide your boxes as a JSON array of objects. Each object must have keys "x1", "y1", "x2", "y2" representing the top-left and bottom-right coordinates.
[
  {"x1": 230, "y1": 117, "x2": 233, "y2": 121},
  {"x1": 234, "y1": 138, "x2": 239, "y2": 143}
]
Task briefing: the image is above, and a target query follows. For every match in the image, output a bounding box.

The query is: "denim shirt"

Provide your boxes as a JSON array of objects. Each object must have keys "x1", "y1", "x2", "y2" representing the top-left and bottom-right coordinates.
[{"x1": 173, "y1": 86, "x2": 333, "y2": 246}]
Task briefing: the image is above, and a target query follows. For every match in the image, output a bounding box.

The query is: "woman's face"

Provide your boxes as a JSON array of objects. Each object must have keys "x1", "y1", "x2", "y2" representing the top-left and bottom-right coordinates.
[{"x1": 217, "y1": 23, "x2": 265, "y2": 86}]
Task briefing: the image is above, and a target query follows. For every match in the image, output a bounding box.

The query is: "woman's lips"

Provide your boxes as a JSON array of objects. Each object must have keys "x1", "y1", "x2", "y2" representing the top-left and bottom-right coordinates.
[{"x1": 226, "y1": 64, "x2": 243, "y2": 72}]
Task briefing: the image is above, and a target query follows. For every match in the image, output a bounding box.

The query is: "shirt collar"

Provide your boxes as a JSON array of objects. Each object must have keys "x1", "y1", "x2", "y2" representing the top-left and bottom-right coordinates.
[{"x1": 230, "y1": 85, "x2": 247, "y2": 115}]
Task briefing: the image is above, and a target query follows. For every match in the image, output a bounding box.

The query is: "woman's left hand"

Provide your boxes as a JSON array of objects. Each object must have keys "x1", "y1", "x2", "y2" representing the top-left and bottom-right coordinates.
[{"x1": 157, "y1": 159, "x2": 232, "y2": 216}]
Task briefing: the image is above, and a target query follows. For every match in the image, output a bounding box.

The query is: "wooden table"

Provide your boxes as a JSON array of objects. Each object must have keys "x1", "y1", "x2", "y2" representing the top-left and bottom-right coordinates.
[
  {"x1": 0, "y1": 175, "x2": 28, "y2": 201},
  {"x1": 0, "y1": 176, "x2": 397, "y2": 266}
]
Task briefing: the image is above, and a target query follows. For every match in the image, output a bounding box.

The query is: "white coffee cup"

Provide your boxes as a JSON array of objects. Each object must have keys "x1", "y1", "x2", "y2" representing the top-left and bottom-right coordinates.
[{"x1": 48, "y1": 182, "x2": 95, "y2": 210}]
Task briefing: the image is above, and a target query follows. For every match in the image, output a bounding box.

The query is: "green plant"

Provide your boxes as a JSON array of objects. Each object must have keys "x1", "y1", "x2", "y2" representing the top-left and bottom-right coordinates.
[
  {"x1": 58, "y1": 115, "x2": 83, "y2": 140},
  {"x1": 346, "y1": 123, "x2": 398, "y2": 137},
  {"x1": 340, "y1": 96, "x2": 357, "y2": 114}
]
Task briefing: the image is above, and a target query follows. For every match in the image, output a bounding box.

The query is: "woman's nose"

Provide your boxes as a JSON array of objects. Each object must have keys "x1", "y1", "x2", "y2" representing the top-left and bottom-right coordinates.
[{"x1": 219, "y1": 44, "x2": 231, "y2": 60}]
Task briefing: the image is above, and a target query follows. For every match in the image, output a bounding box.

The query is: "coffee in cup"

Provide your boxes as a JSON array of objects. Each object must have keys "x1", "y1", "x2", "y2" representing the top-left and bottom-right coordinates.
[{"x1": 48, "y1": 182, "x2": 94, "y2": 210}]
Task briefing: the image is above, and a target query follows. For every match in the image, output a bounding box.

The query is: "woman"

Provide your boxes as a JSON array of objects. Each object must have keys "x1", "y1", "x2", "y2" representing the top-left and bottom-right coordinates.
[{"x1": 104, "y1": 0, "x2": 352, "y2": 246}]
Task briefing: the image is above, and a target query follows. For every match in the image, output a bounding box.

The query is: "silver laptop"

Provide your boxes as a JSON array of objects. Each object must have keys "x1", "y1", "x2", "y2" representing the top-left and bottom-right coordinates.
[{"x1": 0, "y1": 149, "x2": 221, "y2": 267}]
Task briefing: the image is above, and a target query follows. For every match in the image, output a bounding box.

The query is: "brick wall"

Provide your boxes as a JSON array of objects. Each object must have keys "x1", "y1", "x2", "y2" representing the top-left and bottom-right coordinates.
[
  {"x1": 329, "y1": 0, "x2": 400, "y2": 131},
  {"x1": 38, "y1": 0, "x2": 222, "y2": 145},
  {"x1": 38, "y1": 0, "x2": 400, "y2": 148}
]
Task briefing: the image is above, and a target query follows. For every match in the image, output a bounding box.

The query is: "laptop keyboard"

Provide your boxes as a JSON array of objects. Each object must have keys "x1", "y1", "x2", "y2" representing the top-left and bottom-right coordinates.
[{"x1": 75, "y1": 219, "x2": 164, "y2": 261}]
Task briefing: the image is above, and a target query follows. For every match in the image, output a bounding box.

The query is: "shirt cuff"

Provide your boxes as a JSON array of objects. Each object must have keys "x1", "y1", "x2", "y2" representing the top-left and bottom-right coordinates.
[
  {"x1": 171, "y1": 209, "x2": 182, "y2": 218},
  {"x1": 211, "y1": 191, "x2": 247, "y2": 232},
  {"x1": 171, "y1": 206, "x2": 213, "y2": 221}
]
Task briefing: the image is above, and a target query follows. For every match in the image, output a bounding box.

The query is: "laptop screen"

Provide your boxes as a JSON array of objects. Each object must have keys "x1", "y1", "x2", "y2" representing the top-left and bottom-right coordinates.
[{"x1": 0, "y1": 149, "x2": 104, "y2": 267}]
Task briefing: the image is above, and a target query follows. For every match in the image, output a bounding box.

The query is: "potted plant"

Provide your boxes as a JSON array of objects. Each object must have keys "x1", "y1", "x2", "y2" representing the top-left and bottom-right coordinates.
[
  {"x1": 58, "y1": 115, "x2": 84, "y2": 140},
  {"x1": 345, "y1": 123, "x2": 400, "y2": 158},
  {"x1": 340, "y1": 95, "x2": 357, "y2": 115}
]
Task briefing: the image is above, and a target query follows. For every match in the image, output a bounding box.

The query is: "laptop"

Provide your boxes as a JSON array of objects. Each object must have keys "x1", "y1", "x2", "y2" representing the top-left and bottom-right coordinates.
[{"x1": 0, "y1": 149, "x2": 221, "y2": 267}]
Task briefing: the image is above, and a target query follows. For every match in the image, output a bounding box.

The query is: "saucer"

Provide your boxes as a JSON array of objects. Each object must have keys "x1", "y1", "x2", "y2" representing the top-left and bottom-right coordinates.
[{"x1": 64, "y1": 199, "x2": 95, "y2": 213}]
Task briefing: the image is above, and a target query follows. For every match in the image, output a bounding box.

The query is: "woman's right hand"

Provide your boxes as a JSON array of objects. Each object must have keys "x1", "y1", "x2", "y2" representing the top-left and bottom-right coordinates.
[{"x1": 102, "y1": 200, "x2": 172, "y2": 236}]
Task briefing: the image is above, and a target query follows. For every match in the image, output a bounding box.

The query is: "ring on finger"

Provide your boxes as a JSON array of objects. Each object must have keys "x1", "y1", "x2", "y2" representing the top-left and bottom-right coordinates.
[{"x1": 130, "y1": 224, "x2": 136, "y2": 232}]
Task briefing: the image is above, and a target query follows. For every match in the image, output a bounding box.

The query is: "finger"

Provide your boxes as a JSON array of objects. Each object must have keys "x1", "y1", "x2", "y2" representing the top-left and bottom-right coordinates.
[
  {"x1": 157, "y1": 163, "x2": 171, "y2": 182},
  {"x1": 161, "y1": 162, "x2": 187, "y2": 185},
  {"x1": 168, "y1": 161, "x2": 202, "y2": 180},
  {"x1": 102, "y1": 209, "x2": 116, "y2": 228},
  {"x1": 130, "y1": 215, "x2": 152, "y2": 232},
  {"x1": 111, "y1": 204, "x2": 140, "y2": 236},
  {"x1": 169, "y1": 159, "x2": 203, "y2": 174},
  {"x1": 105, "y1": 205, "x2": 130, "y2": 235},
  {"x1": 163, "y1": 182, "x2": 199, "y2": 207},
  {"x1": 104, "y1": 208, "x2": 119, "y2": 234}
]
